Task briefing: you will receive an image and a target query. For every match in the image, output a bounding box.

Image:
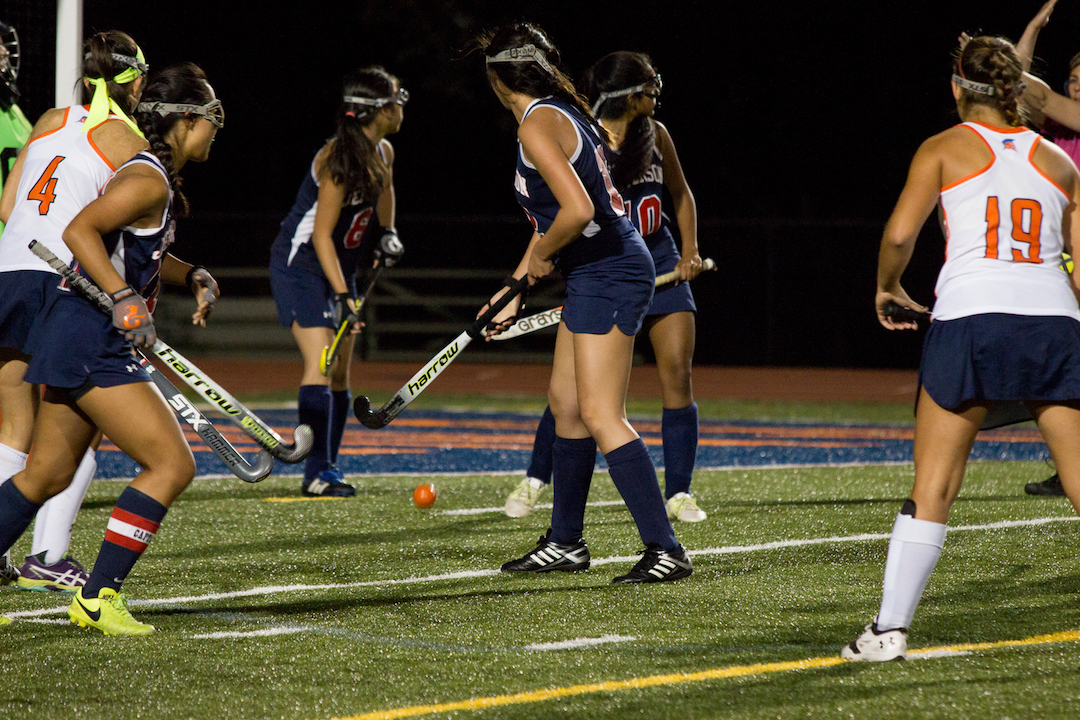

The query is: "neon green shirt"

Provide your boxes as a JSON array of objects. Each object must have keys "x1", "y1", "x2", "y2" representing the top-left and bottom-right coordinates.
[{"x1": 0, "y1": 103, "x2": 32, "y2": 236}]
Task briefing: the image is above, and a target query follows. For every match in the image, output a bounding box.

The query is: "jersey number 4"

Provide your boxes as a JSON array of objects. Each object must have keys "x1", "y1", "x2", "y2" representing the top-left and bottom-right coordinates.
[
  {"x1": 985, "y1": 196, "x2": 1043, "y2": 263},
  {"x1": 28, "y1": 156, "x2": 66, "y2": 216}
]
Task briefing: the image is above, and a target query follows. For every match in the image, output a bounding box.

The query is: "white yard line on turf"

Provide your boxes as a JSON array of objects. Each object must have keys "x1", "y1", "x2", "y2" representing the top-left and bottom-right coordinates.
[
  {"x1": 8, "y1": 514, "x2": 1077, "y2": 620},
  {"x1": 521, "y1": 635, "x2": 636, "y2": 651},
  {"x1": 99, "y1": 460, "x2": 919, "y2": 483}
]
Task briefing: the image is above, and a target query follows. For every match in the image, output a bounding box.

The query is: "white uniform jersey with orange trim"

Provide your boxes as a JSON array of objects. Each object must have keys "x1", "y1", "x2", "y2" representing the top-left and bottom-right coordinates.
[
  {"x1": 0, "y1": 106, "x2": 121, "y2": 274},
  {"x1": 933, "y1": 121, "x2": 1078, "y2": 322}
]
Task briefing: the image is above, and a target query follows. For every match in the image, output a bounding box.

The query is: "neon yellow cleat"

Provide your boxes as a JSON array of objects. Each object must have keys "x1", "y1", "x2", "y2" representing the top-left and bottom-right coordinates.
[
  {"x1": 0, "y1": 616, "x2": 10, "y2": 626},
  {"x1": 69, "y1": 587, "x2": 155, "y2": 636}
]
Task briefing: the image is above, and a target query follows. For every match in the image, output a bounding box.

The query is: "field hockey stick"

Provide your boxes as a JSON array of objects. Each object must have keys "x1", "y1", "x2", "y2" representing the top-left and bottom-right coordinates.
[
  {"x1": 136, "y1": 354, "x2": 274, "y2": 482},
  {"x1": 320, "y1": 265, "x2": 384, "y2": 376},
  {"x1": 147, "y1": 344, "x2": 313, "y2": 463},
  {"x1": 489, "y1": 257, "x2": 717, "y2": 342},
  {"x1": 353, "y1": 275, "x2": 530, "y2": 429},
  {"x1": 882, "y1": 301, "x2": 929, "y2": 324},
  {"x1": 26, "y1": 240, "x2": 300, "y2": 466},
  {"x1": 321, "y1": 231, "x2": 404, "y2": 375}
]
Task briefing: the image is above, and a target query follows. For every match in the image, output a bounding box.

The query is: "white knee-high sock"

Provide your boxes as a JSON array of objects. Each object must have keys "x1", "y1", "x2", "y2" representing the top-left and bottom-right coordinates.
[
  {"x1": 876, "y1": 512, "x2": 947, "y2": 630},
  {"x1": 0, "y1": 442, "x2": 30, "y2": 568},
  {"x1": 0, "y1": 442, "x2": 28, "y2": 481},
  {"x1": 31, "y1": 448, "x2": 96, "y2": 564}
]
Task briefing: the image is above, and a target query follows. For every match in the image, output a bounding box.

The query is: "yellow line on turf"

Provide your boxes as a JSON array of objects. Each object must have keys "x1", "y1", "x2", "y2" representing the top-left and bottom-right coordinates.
[{"x1": 323, "y1": 629, "x2": 1080, "y2": 720}]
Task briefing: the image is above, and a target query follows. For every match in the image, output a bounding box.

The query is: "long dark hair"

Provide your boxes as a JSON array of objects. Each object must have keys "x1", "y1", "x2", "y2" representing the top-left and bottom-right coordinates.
[
  {"x1": 79, "y1": 30, "x2": 142, "y2": 115},
  {"x1": 581, "y1": 51, "x2": 657, "y2": 192},
  {"x1": 133, "y1": 63, "x2": 214, "y2": 217},
  {"x1": 954, "y1": 36, "x2": 1027, "y2": 127},
  {"x1": 478, "y1": 22, "x2": 610, "y2": 145},
  {"x1": 326, "y1": 66, "x2": 396, "y2": 203}
]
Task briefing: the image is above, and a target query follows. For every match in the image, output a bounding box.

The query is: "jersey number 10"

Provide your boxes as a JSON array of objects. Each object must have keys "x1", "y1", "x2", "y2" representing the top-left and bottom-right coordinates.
[{"x1": 984, "y1": 195, "x2": 1043, "y2": 264}]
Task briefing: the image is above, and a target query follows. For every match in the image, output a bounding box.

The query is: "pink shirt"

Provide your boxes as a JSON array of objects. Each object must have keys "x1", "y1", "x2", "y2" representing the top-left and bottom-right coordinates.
[{"x1": 1044, "y1": 117, "x2": 1080, "y2": 168}]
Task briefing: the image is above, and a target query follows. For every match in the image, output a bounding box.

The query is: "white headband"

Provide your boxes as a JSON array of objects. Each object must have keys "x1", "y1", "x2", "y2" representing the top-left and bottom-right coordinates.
[
  {"x1": 485, "y1": 44, "x2": 555, "y2": 77},
  {"x1": 952, "y1": 74, "x2": 995, "y2": 96}
]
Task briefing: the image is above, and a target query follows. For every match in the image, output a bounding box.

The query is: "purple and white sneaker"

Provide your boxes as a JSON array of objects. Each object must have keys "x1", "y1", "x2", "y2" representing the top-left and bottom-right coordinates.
[{"x1": 16, "y1": 553, "x2": 89, "y2": 593}]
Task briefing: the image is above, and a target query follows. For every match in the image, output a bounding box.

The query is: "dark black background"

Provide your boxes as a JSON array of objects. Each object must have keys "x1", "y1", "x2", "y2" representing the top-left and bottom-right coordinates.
[{"x1": 7, "y1": 1, "x2": 1078, "y2": 367}]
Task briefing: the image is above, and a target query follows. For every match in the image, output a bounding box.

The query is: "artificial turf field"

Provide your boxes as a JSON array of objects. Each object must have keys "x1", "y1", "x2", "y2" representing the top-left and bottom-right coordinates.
[{"x1": 2, "y1": 394, "x2": 1080, "y2": 719}]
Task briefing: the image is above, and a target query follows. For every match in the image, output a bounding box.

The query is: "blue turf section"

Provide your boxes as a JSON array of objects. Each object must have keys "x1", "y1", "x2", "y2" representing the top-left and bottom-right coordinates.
[{"x1": 92, "y1": 408, "x2": 1052, "y2": 480}]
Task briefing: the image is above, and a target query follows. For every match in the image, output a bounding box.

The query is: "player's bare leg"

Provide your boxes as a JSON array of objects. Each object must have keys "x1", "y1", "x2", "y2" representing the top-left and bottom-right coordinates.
[{"x1": 1027, "y1": 402, "x2": 1080, "y2": 515}]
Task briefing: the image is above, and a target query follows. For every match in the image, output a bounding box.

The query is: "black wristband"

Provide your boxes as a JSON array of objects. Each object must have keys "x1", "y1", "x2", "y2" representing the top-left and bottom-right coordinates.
[
  {"x1": 185, "y1": 265, "x2": 206, "y2": 287},
  {"x1": 110, "y1": 286, "x2": 136, "y2": 302},
  {"x1": 502, "y1": 275, "x2": 519, "y2": 288}
]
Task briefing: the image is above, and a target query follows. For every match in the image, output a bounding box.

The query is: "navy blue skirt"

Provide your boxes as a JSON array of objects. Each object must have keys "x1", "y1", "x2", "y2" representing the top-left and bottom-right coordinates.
[
  {"x1": 269, "y1": 261, "x2": 356, "y2": 329},
  {"x1": 645, "y1": 227, "x2": 696, "y2": 317},
  {"x1": 919, "y1": 313, "x2": 1080, "y2": 427},
  {"x1": 23, "y1": 292, "x2": 150, "y2": 393},
  {"x1": 562, "y1": 239, "x2": 655, "y2": 336},
  {"x1": 0, "y1": 270, "x2": 60, "y2": 354}
]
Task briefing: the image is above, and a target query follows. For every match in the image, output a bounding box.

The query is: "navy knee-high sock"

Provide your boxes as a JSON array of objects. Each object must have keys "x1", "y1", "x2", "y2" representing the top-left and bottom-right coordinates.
[
  {"x1": 662, "y1": 403, "x2": 699, "y2": 498},
  {"x1": 82, "y1": 486, "x2": 168, "y2": 598},
  {"x1": 298, "y1": 384, "x2": 332, "y2": 481},
  {"x1": 0, "y1": 479, "x2": 41, "y2": 557},
  {"x1": 549, "y1": 436, "x2": 597, "y2": 544},
  {"x1": 329, "y1": 389, "x2": 351, "y2": 465},
  {"x1": 605, "y1": 438, "x2": 678, "y2": 551},
  {"x1": 526, "y1": 406, "x2": 556, "y2": 483}
]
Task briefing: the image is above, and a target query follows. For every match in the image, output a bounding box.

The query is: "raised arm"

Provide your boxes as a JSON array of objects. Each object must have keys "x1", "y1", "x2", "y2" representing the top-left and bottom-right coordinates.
[
  {"x1": 1023, "y1": 72, "x2": 1080, "y2": 131},
  {"x1": 1017, "y1": 0, "x2": 1059, "y2": 72}
]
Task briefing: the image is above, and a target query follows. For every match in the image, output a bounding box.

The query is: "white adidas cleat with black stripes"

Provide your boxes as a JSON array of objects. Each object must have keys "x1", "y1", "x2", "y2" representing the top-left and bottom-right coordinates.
[
  {"x1": 501, "y1": 531, "x2": 590, "y2": 573},
  {"x1": 612, "y1": 543, "x2": 693, "y2": 584}
]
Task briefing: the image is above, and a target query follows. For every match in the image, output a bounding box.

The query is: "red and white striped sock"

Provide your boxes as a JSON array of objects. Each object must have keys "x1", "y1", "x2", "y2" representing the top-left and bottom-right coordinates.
[{"x1": 82, "y1": 487, "x2": 167, "y2": 598}]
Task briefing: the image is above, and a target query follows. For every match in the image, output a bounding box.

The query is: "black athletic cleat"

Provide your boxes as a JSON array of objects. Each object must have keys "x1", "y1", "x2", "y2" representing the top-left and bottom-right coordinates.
[
  {"x1": 612, "y1": 543, "x2": 693, "y2": 584},
  {"x1": 1025, "y1": 473, "x2": 1065, "y2": 497},
  {"x1": 302, "y1": 468, "x2": 356, "y2": 497},
  {"x1": 501, "y1": 531, "x2": 590, "y2": 573}
]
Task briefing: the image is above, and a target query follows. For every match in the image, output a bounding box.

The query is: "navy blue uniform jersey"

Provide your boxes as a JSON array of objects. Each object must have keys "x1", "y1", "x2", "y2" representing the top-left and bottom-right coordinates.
[
  {"x1": 618, "y1": 144, "x2": 696, "y2": 317},
  {"x1": 269, "y1": 144, "x2": 385, "y2": 281},
  {"x1": 69, "y1": 152, "x2": 175, "y2": 313},
  {"x1": 513, "y1": 97, "x2": 654, "y2": 335},
  {"x1": 514, "y1": 97, "x2": 642, "y2": 271}
]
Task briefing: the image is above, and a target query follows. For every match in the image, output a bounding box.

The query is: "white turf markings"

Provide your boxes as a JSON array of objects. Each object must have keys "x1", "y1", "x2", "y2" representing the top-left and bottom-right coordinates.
[
  {"x1": 910, "y1": 648, "x2": 973, "y2": 660},
  {"x1": 98, "y1": 460, "x2": 918, "y2": 484},
  {"x1": 521, "y1": 635, "x2": 636, "y2": 651},
  {"x1": 8, "y1": 514, "x2": 1077, "y2": 625}
]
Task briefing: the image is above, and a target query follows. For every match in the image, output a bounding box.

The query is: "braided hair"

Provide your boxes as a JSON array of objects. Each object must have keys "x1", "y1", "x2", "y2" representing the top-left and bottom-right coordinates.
[
  {"x1": 327, "y1": 66, "x2": 396, "y2": 204},
  {"x1": 79, "y1": 30, "x2": 142, "y2": 116},
  {"x1": 479, "y1": 22, "x2": 611, "y2": 145},
  {"x1": 954, "y1": 36, "x2": 1028, "y2": 127},
  {"x1": 581, "y1": 51, "x2": 658, "y2": 192},
  {"x1": 133, "y1": 63, "x2": 214, "y2": 217}
]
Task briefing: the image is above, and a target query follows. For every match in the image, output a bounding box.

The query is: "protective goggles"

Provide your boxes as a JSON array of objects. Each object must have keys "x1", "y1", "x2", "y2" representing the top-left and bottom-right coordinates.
[
  {"x1": 138, "y1": 98, "x2": 225, "y2": 129},
  {"x1": 344, "y1": 88, "x2": 410, "y2": 109},
  {"x1": 591, "y1": 74, "x2": 662, "y2": 115},
  {"x1": 485, "y1": 44, "x2": 555, "y2": 77},
  {"x1": 0, "y1": 22, "x2": 19, "y2": 84}
]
